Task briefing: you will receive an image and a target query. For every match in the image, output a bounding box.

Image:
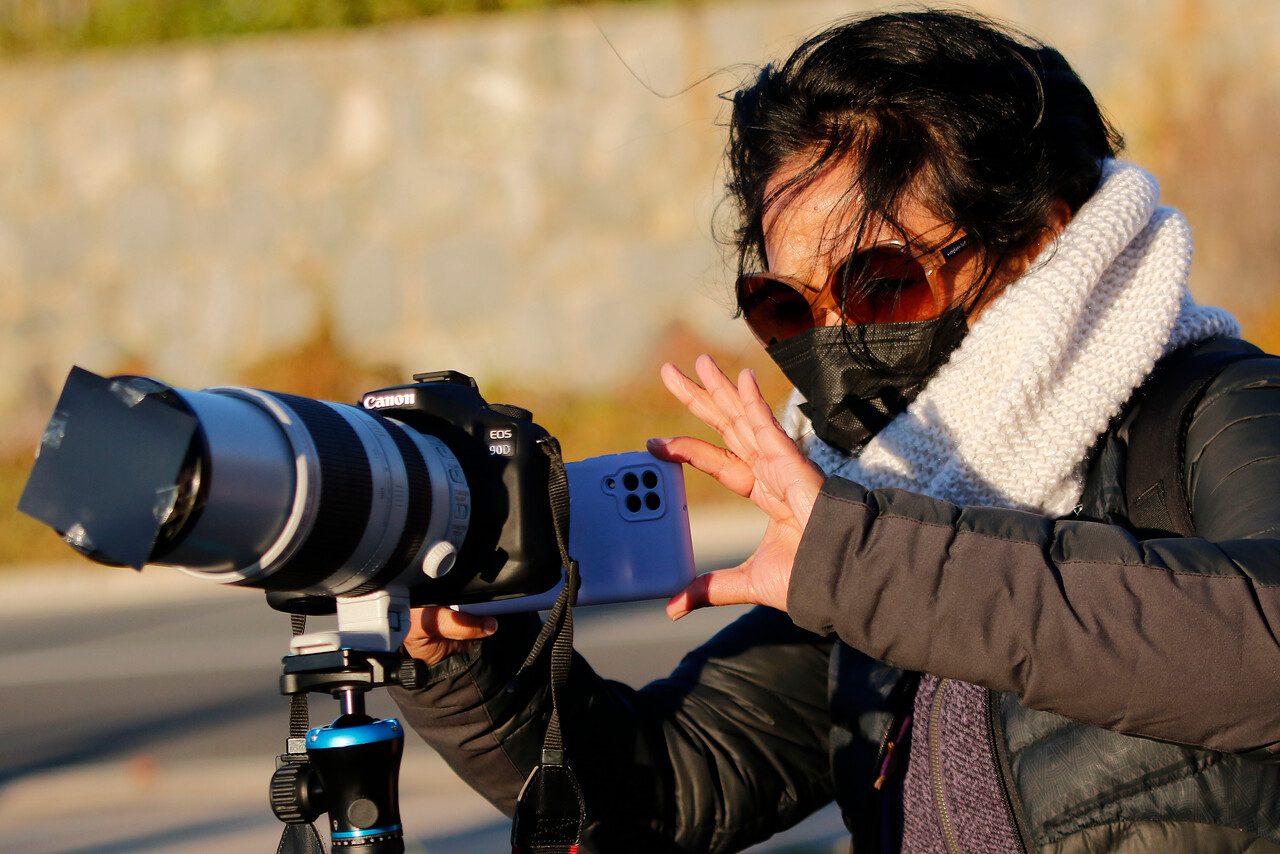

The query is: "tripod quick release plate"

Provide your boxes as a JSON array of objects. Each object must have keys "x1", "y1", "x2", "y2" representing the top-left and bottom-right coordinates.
[{"x1": 280, "y1": 648, "x2": 405, "y2": 697}]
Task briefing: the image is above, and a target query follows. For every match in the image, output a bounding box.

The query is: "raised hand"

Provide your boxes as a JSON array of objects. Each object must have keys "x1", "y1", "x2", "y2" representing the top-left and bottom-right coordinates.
[{"x1": 647, "y1": 354, "x2": 825, "y2": 619}]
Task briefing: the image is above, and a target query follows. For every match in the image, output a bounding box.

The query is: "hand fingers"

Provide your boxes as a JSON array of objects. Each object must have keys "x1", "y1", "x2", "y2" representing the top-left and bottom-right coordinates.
[
  {"x1": 737, "y1": 367, "x2": 776, "y2": 434},
  {"x1": 694, "y1": 356, "x2": 760, "y2": 460},
  {"x1": 666, "y1": 565, "x2": 756, "y2": 619},
  {"x1": 736, "y1": 368, "x2": 825, "y2": 520},
  {"x1": 695, "y1": 358, "x2": 794, "y2": 473},
  {"x1": 735, "y1": 368, "x2": 795, "y2": 460},
  {"x1": 660, "y1": 361, "x2": 734, "y2": 438},
  {"x1": 662, "y1": 356, "x2": 755, "y2": 459},
  {"x1": 692, "y1": 354, "x2": 745, "y2": 418},
  {"x1": 403, "y1": 607, "x2": 497, "y2": 666},
  {"x1": 659, "y1": 358, "x2": 812, "y2": 518},
  {"x1": 663, "y1": 356, "x2": 761, "y2": 467},
  {"x1": 410, "y1": 606, "x2": 498, "y2": 641},
  {"x1": 646, "y1": 436, "x2": 756, "y2": 497}
]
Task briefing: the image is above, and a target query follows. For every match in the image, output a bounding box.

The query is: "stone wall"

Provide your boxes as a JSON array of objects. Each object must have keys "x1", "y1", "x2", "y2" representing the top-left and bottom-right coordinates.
[{"x1": 3, "y1": 0, "x2": 1280, "y2": 453}]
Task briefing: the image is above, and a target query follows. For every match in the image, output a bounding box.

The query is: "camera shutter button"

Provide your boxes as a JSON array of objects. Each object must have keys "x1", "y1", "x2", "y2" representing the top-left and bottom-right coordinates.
[{"x1": 421, "y1": 541, "x2": 458, "y2": 578}]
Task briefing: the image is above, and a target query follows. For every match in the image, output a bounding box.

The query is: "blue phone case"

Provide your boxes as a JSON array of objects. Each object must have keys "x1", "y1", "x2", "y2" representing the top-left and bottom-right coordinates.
[{"x1": 458, "y1": 451, "x2": 696, "y2": 614}]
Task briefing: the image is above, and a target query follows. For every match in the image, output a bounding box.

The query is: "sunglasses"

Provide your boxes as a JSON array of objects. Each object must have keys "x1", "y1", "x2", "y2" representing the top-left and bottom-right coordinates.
[{"x1": 736, "y1": 234, "x2": 971, "y2": 345}]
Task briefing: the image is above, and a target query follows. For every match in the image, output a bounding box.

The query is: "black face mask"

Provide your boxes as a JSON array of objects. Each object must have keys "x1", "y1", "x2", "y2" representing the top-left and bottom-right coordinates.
[{"x1": 765, "y1": 310, "x2": 969, "y2": 453}]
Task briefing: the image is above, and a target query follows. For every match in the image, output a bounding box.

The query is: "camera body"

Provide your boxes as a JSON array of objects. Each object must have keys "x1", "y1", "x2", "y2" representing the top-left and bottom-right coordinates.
[{"x1": 351, "y1": 369, "x2": 560, "y2": 607}]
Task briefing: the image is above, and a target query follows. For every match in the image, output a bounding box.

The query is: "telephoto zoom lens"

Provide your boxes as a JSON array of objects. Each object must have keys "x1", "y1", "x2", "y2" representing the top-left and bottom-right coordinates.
[
  {"x1": 19, "y1": 368, "x2": 470, "y2": 597},
  {"x1": 159, "y1": 385, "x2": 471, "y2": 596}
]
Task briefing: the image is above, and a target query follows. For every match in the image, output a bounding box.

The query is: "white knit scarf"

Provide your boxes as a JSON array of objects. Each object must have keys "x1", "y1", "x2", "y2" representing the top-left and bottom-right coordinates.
[{"x1": 785, "y1": 160, "x2": 1239, "y2": 516}]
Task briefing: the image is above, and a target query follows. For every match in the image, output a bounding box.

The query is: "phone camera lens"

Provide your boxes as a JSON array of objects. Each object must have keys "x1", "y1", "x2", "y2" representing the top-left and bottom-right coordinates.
[
  {"x1": 626, "y1": 494, "x2": 642, "y2": 513},
  {"x1": 623, "y1": 472, "x2": 640, "y2": 491},
  {"x1": 642, "y1": 470, "x2": 658, "y2": 489},
  {"x1": 645, "y1": 491, "x2": 661, "y2": 511}
]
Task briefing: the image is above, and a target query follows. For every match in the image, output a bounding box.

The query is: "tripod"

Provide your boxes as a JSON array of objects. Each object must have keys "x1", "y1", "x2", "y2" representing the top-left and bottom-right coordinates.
[
  {"x1": 269, "y1": 630, "x2": 426, "y2": 854},
  {"x1": 266, "y1": 434, "x2": 584, "y2": 853}
]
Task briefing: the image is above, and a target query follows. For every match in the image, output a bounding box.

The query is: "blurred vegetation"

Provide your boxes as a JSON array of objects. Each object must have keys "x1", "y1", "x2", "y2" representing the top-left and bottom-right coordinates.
[{"x1": 0, "y1": 0, "x2": 696, "y2": 55}]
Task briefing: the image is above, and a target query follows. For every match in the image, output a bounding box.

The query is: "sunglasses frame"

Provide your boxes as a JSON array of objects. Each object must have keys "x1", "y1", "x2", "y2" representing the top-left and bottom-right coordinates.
[{"x1": 736, "y1": 233, "x2": 972, "y2": 344}]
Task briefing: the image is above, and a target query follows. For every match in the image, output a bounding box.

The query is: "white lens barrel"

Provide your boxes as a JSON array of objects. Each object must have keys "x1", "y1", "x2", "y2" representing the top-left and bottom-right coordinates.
[
  {"x1": 160, "y1": 387, "x2": 469, "y2": 597},
  {"x1": 162, "y1": 388, "x2": 310, "y2": 578}
]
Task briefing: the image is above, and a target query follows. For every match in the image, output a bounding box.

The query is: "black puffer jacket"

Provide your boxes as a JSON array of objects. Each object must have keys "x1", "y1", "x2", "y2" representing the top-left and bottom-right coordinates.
[{"x1": 391, "y1": 340, "x2": 1280, "y2": 853}]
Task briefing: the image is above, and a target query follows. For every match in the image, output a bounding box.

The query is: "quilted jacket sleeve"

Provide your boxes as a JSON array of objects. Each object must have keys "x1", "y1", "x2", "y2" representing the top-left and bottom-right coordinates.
[
  {"x1": 788, "y1": 355, "x2": 1280, "y2": 756},
  {"x1": 389, "y1": 605, "x2": 836, "y2": 853}
]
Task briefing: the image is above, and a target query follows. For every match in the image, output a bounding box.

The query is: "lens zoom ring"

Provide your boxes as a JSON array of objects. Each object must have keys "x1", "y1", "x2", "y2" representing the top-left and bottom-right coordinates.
[
  {"x1": 261, "y1": 394, "x2": 373, "y2": 592},
  {"x1": 345, "y1": 419, "x2": 432, "y2": 596}
]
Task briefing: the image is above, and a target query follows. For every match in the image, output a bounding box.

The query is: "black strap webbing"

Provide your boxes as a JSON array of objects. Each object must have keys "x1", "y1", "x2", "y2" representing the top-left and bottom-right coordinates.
[
  {"x1": 1125, "y1": 338, "x2": 1260, "y2": 538},
  {"x1": 276, "y1": 614, "x2": 326, "y2": 854},
  {"x1": 288, "y1": 613, "x2": 310, "y2": 741},
  {"x1": 511, "y1": 436, "x2": 586, "y2": 854}
]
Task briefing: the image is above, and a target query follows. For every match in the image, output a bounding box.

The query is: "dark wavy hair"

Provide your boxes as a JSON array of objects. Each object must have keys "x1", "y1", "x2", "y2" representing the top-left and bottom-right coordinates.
[{"x1": 725, "y1": 9, "x2": 1124, "y2": 321}]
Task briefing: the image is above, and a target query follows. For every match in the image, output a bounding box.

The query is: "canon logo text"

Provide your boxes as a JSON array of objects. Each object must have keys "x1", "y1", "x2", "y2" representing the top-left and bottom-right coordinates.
[{"x1": 363, "y1": 392, "x2": 416, "y2": 409}]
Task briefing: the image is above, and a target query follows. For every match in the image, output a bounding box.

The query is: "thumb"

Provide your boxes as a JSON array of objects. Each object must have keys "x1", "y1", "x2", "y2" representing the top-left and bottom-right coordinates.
[{"x1": 666, "y1": 565, "x2": 756, "y2": 620}]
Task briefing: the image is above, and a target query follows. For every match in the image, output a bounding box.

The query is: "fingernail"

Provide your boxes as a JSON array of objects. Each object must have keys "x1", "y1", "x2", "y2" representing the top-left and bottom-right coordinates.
[{"x1": 482, "y1": 618, "x2": 498, "y2": 635}]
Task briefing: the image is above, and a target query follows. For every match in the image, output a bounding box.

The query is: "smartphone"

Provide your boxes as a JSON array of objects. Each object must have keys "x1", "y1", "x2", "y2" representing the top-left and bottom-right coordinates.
[{"x1": 457, "y1": 451, "x2": 696, "y2": 614}]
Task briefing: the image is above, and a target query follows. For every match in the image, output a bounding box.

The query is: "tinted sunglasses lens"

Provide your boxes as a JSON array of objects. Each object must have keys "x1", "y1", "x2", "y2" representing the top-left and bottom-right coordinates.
[
  {"x1": 839, "y1": 247, "x2": 936, "y2": 324},
  {"x1": 737, "y1": 275, "x2": 815, "y2": 344}
]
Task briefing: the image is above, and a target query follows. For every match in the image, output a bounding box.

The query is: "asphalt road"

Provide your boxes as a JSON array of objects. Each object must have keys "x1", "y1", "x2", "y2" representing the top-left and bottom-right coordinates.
[{"x1": 0, "y1": 550, "x2": 846, "y2": 853}]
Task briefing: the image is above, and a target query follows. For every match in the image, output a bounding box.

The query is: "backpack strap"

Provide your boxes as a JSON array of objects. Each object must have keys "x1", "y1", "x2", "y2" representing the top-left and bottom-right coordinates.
[{"x1": 1125, "y1": 337, "x2": 1261, "y2": 539}]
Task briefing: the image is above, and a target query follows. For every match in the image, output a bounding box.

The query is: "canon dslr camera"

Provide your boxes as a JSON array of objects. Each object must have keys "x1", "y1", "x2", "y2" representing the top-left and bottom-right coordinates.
[{"x1": 21, "y1": 366, "x2": 694, "y2": 653}]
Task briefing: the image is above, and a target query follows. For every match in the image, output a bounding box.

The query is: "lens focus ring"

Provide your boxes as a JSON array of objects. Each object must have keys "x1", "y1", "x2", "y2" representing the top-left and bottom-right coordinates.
[{"x1": 258, "y1": 393, "x2": 373, "y2": 592}]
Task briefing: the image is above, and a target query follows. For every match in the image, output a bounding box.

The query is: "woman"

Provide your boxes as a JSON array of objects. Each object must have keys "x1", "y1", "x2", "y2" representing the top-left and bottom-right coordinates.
[{"x1": 392, "y1": 10, "x2": 1280, "y2": 853}]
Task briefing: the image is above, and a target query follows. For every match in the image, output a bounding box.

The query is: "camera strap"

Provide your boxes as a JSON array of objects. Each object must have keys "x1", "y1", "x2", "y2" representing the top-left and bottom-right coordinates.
[
  {"x1": 273, "y1": 613, "x2": 326, "y2": 854},
  {"x1": 510, "y1": 436, "x2": 587, "y2": 854}
]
